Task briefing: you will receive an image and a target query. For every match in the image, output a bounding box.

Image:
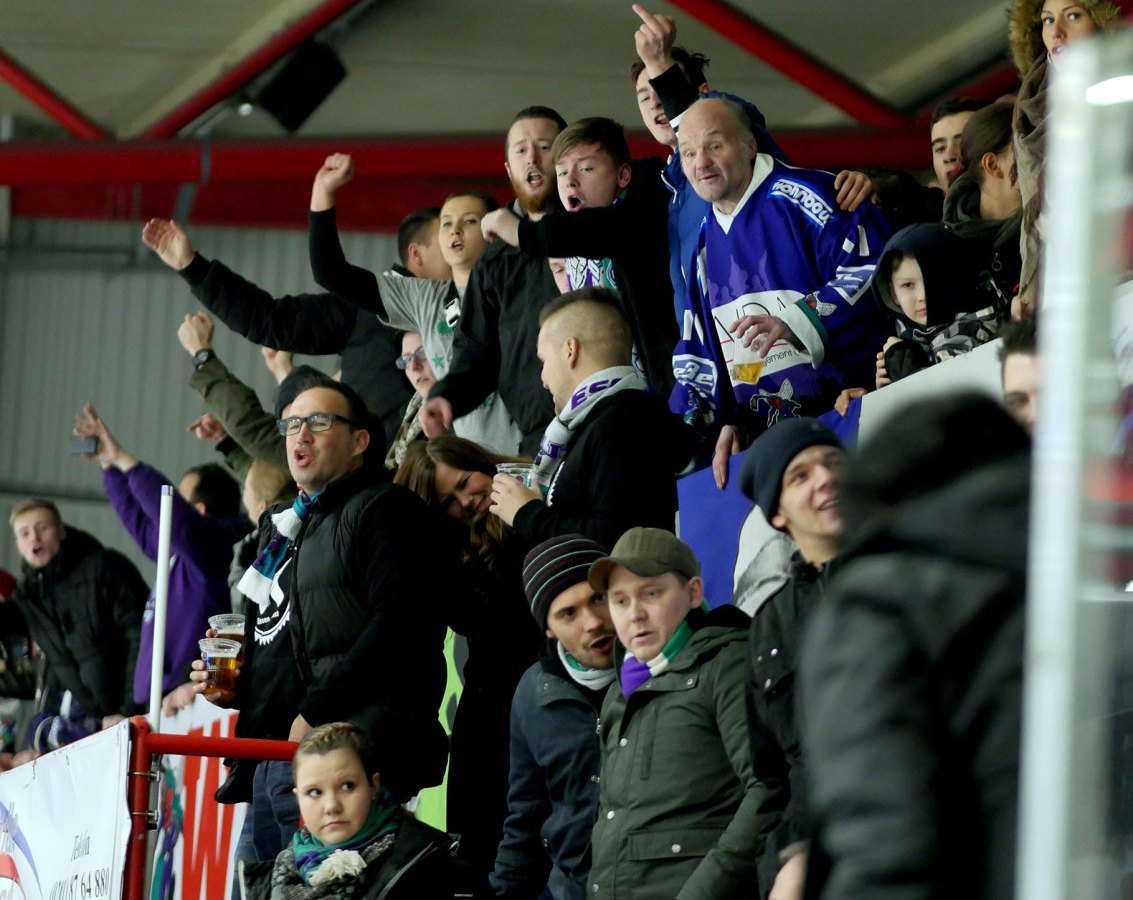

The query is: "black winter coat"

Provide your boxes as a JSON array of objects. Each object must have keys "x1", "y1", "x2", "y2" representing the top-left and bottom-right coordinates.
[
  {"x1": 491, "y1": 646, "x2": 606, "y2": 900},
  {"x1": 220, "y1": 468, "x2": 455, "y2": 805},
  {"x1": 240, "y1": 815, "x2": 475, "y2": 899},
  {"x1": 746, "y1": 552, "x2": 841, "y2": 897},
  {"x1": 287, "y1": 467, "x2": 452, "y2": 802},
  {"x1": 430, "y1": 222, "x2": 558, "y2": 455},
  {"x1": 445, "y1": 540, "x2": 542, "y2": 883},
  {"x1": 512, "y1": 390, "x2": 693, "y2": 551},
  {"x1": 800, "y1": 453, "x2": 1029, "y2": 900},
  {"x1": 11, "y1": 528, "x2": 147, "y2": 719},
  {"x1": 180, "y1": 254, "x2": 413, "y2": 446}
]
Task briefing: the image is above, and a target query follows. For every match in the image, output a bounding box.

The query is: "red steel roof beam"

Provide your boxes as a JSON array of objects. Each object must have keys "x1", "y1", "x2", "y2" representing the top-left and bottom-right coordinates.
[
  {"x1": 0, "y1": 126, "x2": 928, "y2": 189},
  {"x1": 665, "y1": 0, "x2": 909, "y2": 128},
  {"x1": 0, "y1": 46, "x2": 108, "y2": 140},
  {"x1": 140, "y1": 0, "x2": 367, "y2": 140}
]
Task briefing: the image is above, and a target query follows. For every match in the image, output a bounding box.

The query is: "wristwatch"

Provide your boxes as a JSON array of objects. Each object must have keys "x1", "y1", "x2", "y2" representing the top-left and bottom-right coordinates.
[{"x1": 193, "y1": 348, "x2": 215, "y2": 370}]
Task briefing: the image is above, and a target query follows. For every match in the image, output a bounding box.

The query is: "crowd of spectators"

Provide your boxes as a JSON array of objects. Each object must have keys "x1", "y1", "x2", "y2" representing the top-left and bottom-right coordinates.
[{"x1": 1, "y1": 0, "x2": 1126, "y2": 896}]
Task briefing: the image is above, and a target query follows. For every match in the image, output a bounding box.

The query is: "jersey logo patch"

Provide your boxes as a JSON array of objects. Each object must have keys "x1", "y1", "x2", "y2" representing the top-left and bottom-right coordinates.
[{"x1": 769, "y1": 179, "x2": 833, "y2": 228}]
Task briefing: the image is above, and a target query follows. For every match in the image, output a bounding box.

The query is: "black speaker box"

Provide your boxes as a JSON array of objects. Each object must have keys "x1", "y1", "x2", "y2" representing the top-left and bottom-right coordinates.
[{"x1": 256, "y1": 40, "x2": 346, "y2": 133}]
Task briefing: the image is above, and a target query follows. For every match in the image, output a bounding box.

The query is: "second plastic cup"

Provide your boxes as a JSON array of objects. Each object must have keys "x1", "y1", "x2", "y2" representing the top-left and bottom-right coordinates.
[{"x1": 208, "y1": 613, "x2": 246, "y2": 664}]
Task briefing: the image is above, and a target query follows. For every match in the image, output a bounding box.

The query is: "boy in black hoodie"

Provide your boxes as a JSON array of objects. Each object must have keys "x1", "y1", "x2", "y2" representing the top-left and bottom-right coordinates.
[{"x1": 873, "y1": 222, "x2": 1003, "y2": 388}]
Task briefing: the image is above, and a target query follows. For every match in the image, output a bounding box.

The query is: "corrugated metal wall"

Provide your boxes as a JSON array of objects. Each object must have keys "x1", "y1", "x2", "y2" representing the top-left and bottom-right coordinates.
[{"x1": 0, "y1": 217, "x2": 398, "y2": 580}]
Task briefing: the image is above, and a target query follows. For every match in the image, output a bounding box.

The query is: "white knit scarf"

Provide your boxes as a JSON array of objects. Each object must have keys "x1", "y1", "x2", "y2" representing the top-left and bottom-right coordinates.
[{"x1": 558, "y1": 642, "x2": 616, "y2": 691}]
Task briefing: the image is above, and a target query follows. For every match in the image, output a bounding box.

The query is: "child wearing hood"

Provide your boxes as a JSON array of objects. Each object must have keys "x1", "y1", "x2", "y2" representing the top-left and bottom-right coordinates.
[{"x1": 874, "y1": 223, "x2": 1003, "y2": 387}]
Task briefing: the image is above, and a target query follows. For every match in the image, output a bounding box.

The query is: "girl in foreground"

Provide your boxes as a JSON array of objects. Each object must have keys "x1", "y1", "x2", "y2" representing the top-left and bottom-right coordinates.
[{"x1": 240, "y1": 722, "x2": 466, "y2": 898}]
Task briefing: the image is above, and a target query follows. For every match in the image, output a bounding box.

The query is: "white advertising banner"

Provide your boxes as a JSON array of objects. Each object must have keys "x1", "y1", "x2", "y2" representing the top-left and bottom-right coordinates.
[
  {"x1": 0, "y1": 720, "x2": 130, "y2": 900},
  {"x1": 150, "y1": 699, "x2": 246, "y2": 900}
]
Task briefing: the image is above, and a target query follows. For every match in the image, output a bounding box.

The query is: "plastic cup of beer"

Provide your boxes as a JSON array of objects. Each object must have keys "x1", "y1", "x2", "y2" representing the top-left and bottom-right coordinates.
[
  {"x1": 198, "y1": 638, "x2": 241, "y2": 704},
  {"x1": 496, "y1": 463, "x2": 538, "y2": 489},
  {"x1": 730, "y1": 335, "x2": 765, "y2": 385},
  {"x1": 208, "y1": 613, "x2": 245, "y2": 664}
]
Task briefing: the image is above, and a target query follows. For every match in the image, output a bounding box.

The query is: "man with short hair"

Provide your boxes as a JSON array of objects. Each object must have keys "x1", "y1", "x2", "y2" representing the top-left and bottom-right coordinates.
[
  {"x1": 738, "y1": 418, "x2": 846, "y2": 900},
  {"x1": 421, "y1": 106, "x2": 567, "y2": 454},
  {"x1": 489, "y1": 288, "x2": 692, "y2": 549},
  {"x1": 672, "y1": 96, "x2": 891, "y2": 487},
  {"x1": 999, "y1": 316, "x2": 1039, "y2": 435},
  {"x1": 194, "y1": 367, "x2": 452, "y2": 876},
  {"x1": 9, "y1": 499, "x2": 147, "y2": 729},
  {"x1": 73, "y1": 405, "x2": 252, "y2": 711},
  {"x1": 480, "y1": 116, "x2": 677, "y2": 396},
  {"x1": 585, "y1": 527, "x2": 759, "y2": 899},
  {"x1": 492, "y1": 534, "x2": 617, "y2": 900},
  {"x1": 141, "y1": 203, "x2": 450, "y2": 445},
  {"x1": 930, "y1": 97, "x2": 988, "y2": 191},
  {"x1": 630, "y1": 7, "x2": 791, "y2": 314}
]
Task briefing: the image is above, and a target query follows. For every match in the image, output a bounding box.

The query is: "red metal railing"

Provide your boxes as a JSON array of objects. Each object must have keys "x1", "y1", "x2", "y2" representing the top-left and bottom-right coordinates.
[{"x1": 124, "y1": 716, "x2": 297, "y2": 900}]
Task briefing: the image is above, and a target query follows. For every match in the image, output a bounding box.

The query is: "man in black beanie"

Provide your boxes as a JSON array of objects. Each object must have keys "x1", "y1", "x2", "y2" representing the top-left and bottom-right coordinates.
[
  {"x1": 737, "y1": 417, "x2": 846, "y2": 900},
  {"x1": 492, "y1": 533, "x2": 617, "y2": 900}
]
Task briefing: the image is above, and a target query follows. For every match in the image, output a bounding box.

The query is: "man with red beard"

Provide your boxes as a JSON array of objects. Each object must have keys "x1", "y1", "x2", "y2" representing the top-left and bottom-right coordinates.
[{"x1": 420, "y1": 106, "x2": 567, "y2": 455}]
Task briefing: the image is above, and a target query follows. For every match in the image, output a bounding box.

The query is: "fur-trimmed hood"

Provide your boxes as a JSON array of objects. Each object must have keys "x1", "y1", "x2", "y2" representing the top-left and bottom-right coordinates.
[{"x1": 1009, "y1": 0, "x2": 1122, "y2": 74}]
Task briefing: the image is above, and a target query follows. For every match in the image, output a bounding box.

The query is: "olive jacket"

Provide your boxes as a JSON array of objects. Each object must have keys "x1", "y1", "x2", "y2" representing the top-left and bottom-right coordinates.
[{"x1": 587, "y1": 606, "x2": 764, "y2": 900}]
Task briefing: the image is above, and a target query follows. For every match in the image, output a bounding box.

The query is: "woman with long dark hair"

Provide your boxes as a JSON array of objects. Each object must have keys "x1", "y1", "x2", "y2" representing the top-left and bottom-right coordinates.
[
  {"x1": 1010, "y1": 0, "x2": 1121, "y2": 311},
  {"x1": 941, "y1": 102, "x2": 1023, "y2": 318},
  {"x1": 395, "y1": 436, "x2": 541, "y2": 886}
]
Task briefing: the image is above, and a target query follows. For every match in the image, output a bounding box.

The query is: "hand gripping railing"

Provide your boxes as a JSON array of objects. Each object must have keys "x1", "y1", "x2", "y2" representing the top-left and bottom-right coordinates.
[{"x1": 124, "y1": 715, "x2": 297, "y2": 900}]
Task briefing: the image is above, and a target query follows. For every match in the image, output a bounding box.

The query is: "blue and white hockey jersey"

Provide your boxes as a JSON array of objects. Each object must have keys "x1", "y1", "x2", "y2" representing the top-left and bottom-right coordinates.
[{"x1": 670, "y1": 154, "x2": 891, "y2": 434}]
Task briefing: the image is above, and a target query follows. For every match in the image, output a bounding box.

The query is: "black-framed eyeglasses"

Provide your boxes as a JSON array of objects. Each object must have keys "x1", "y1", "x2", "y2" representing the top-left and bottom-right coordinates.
[
  {"x1": 276, "y1": 412, "x2": 355, "y2": 436},
  {"x1": 396, "y1": 347, "x2": 427, "y2": 370}
]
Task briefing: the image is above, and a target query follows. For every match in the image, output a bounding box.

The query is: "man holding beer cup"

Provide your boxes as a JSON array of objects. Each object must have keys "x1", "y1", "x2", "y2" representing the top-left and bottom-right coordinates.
[{"x1": 189, "y1": 367, "x2": 454, "y2": 879}]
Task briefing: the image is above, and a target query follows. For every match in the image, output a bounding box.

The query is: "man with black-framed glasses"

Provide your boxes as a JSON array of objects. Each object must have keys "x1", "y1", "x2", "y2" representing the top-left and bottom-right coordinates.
[{"x1": 190, "y1": 365, "x2": 455, "y2": 888}]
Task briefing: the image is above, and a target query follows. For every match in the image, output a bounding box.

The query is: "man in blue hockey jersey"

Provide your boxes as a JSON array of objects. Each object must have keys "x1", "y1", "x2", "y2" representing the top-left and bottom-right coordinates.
[{"x1": 671, "y1": 97, "x2": 891, "y2": 487}]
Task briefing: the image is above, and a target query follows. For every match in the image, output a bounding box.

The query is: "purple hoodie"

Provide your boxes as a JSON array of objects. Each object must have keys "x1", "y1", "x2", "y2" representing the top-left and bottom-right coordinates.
[{"x1": 102, "y1": 462, "x2": 251, "y2": 704}]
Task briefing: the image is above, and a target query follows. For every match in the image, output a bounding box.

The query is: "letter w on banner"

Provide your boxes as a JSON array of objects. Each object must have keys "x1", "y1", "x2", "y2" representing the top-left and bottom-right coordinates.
[{"x1": 152, "y1": 699, "x2": 244, "y2": 900}]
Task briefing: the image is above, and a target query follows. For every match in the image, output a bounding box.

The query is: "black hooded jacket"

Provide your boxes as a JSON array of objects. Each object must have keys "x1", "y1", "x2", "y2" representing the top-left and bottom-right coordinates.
[
  {"x1": 11, "y1": 527, "x2": 147, "y2": 720},
  {"x1": 430, "y1": 225, "x2": 559, "y2": 455},
  {"x1": 800, "y1": 397, "x2": 1030, "y2": 900},
  {"x1": 941, "y1": 170, "x2": 1023, "y2": 305},
  {"x1": 874, "y1": 223, "x2": 1002, "y2": 381}
]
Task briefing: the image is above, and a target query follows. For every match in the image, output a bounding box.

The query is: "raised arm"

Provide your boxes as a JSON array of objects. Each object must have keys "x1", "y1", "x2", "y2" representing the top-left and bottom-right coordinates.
[
  {"x1": 142, "y1": 217, "x2": 358, "y2": 355},
  {"x1": 516, "y1": 162, "x2": 667, "y2": 261},
  {"x1": 121, "y1": 461, "x2": 243, "y2": 568},
  {"x1": 307, "y1": 153, "x2": 391, "y2": 318}
]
